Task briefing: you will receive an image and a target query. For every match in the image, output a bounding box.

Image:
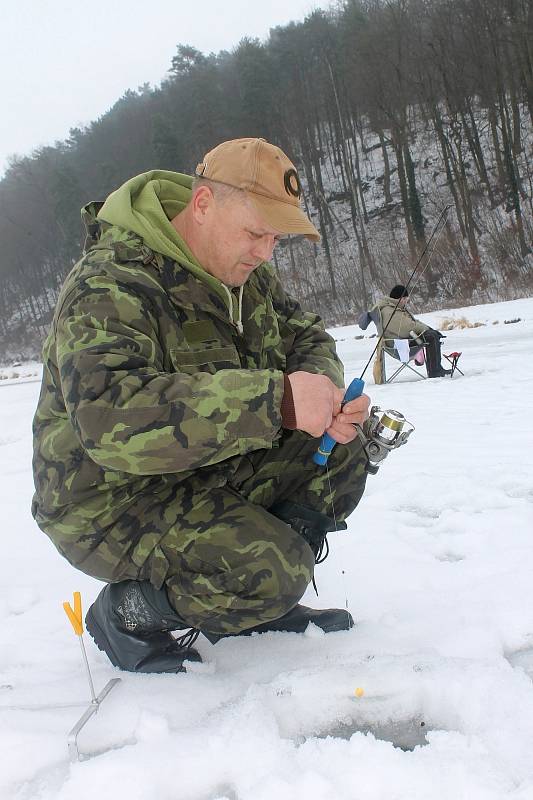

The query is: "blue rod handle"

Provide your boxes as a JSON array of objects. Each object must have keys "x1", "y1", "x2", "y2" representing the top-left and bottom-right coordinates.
[{"x1": 313, "y1": 377, "x2": 365, "y2": 466}]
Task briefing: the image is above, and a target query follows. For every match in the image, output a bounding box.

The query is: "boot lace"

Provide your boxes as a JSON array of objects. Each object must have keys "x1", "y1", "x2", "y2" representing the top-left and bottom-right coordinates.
[
  {"x1": 314, "y1": 534, "x2": 330, "y2": 565},
  {"x1": 311, "y1": 534, "x2": 330, "y2": 596},
  {"x1": 173, "y1": 628, "x2": 200, "y2": 649}
]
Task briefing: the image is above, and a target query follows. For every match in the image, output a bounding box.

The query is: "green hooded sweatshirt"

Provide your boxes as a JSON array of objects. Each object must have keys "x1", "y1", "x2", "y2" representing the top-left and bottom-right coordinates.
[{"x1": 97, "y1": 169, "x2": 245, "y2": 331}]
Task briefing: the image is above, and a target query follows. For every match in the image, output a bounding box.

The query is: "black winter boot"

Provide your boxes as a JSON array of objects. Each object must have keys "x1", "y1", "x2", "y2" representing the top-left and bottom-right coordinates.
[
  {"x1": 202, "y1": 604, "x2": 354, "y2": 644},
  {"x1": 423, "y1": 331, "x2": 452, "y2": 378},
  {"x1": 240, "y1": 603, "x2": 353, "y2": 635},
  {"x1": 429, "y1": 366, "x2": 452, "y2": 378},
  {"x1": 85, "y1": 581, "x2": 202, "y2": 673}
]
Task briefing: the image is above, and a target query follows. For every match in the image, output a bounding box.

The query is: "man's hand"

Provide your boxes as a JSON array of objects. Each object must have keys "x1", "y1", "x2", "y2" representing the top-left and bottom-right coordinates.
[
  {"x1": 325, "y1": 393, "x2": 371, "y2": 445},
  {"x1": 287, "y1": 372, "x2": 343, "y2": 438}
]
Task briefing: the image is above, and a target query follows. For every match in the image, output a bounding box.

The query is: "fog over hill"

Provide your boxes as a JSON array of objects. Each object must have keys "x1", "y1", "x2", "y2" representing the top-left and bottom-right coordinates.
[{"x1": 0, "y1": 0, "x2": 531, "y2": 363}]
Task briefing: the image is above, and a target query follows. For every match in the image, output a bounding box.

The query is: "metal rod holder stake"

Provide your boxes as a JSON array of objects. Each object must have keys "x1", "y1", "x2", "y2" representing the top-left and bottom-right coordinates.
[
  {"x1": 67, "y1": 677, "x2": 121, "y2": 763},
  {"x1": 63, "y1": 592, "x2": 122, "y2": 762}
]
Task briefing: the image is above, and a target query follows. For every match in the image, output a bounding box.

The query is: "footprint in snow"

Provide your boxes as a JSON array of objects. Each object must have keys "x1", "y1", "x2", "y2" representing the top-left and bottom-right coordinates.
[
  {"x1": 435, "y1": 552, "x2": 465, "y2": 563},
  {"x1": 505, "y1": 647, "x2": 533, "y2": 681},
  {"x1": 397, "y1": 505, "x2": 441, "y2": 520},
  {"x1": 6, "y1": 587, "x2": 39, "y2": 615},
  {"x1": 0, "y1": 436, "x2": 21, "y2": 447}
]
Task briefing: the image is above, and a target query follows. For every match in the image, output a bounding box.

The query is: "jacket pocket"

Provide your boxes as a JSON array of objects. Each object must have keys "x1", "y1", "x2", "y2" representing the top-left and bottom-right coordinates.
[{"x1": 169, "y1": 344, "x2": 241, "y2": 374}]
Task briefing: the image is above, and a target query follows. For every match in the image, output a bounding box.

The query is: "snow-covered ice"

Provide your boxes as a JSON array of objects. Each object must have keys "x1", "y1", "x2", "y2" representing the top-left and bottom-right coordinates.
[{"x1": 1, "y1": 297, "x2": 533, "y2": 799}]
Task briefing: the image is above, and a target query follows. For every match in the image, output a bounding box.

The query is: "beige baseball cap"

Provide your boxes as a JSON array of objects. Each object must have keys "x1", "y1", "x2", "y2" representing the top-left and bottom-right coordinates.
[{"x1": 195, "y1": 137, "x2": 320, "y2": 241}]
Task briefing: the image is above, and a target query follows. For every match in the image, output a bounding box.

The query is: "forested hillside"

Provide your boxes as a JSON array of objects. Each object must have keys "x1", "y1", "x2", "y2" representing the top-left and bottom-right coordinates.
[{"x1": 1, "y1": 0, "x2": 531, "y2": 361}]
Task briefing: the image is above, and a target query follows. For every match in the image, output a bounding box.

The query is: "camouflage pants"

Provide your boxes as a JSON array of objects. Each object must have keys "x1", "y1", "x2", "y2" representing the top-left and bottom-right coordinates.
[{"x1": 128, "y1": 430, "x2": 369, "y2": 635}]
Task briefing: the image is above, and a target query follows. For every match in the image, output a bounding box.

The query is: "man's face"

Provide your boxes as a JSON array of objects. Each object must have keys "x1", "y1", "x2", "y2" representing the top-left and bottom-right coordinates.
[{"x1": 201, "y1": 192, "x2": 284, "y2": 287}]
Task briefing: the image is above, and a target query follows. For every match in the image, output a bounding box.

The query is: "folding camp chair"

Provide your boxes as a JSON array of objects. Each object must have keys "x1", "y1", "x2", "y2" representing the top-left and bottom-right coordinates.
[
  {"x1": 373, "y1": 306, "x2": 427, "y2": 383},
  {"x1": 381, "y1": 338, "x2": 427, "y2": 383},
  {"x1": 443, "y1": 351, "x2": 464, "y2": 378}
]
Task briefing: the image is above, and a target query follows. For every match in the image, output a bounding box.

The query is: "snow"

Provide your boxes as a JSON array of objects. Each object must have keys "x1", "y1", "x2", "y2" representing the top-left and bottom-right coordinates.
[{"x1": 1, "y1": 297, "x2": 533, "y2": 799}]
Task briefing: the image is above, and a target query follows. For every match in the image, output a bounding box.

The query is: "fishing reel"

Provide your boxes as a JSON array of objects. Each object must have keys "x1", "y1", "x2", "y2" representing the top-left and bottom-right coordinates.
[
  {"x1": 356, "y1": 407, "x2": 415, "y2": 475},
  {"x1": 313, "y1": 378, "x2": 414, "y2": 473}
]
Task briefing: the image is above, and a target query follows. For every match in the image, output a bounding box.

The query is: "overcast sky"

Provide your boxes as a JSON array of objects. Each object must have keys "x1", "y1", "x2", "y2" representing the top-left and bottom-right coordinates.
[{"x1": 0, "y1": 0, "x2": 318, "y2": 177}]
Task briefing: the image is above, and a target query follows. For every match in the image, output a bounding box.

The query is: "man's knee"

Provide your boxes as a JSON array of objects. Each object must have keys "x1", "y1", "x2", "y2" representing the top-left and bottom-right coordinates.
[{"x1": 159, "y1": 511, "x2": 315, "y2": 634}]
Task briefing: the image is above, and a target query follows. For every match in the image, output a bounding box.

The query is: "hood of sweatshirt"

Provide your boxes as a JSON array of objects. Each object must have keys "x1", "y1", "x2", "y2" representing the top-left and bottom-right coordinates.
[
  {"x1": 375, "y1": 296, "x2": 400, "y2": 312},
  {"x1": 96, "y1": 170, "x2": 244, "y2": 331}
]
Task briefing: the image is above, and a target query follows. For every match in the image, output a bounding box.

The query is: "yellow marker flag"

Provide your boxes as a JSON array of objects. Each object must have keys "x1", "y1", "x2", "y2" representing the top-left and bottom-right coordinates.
[{"x1": 63, "y1": 591, "x2": 83, "y2": 636}]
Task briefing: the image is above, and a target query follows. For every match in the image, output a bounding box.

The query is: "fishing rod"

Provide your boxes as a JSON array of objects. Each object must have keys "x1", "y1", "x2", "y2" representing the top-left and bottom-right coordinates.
[{"x1": 314, "y1": 205, "x2": 452, "y2": 473}]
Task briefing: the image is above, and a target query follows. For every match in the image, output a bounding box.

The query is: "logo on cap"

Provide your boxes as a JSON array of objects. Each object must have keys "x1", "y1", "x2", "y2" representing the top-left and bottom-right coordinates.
[{"x1": 283, "y1": 168, "x2": 302, "y2": 199}]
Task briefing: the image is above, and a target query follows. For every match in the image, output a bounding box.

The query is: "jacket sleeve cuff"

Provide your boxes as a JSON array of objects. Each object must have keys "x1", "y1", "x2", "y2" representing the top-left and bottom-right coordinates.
[{"x1": 280, "y1": 374, "x2": 297, "y2": 429}]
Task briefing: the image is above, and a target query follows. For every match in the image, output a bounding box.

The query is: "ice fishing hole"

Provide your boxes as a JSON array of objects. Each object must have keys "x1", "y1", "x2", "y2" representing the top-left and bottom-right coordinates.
[{"x1": 299, "y1": 717, "x2": 429, "y2": 751}]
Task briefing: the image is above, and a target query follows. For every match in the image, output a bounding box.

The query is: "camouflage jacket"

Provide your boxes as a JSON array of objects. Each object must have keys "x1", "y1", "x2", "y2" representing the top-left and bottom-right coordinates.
[{"x1": 32, "y1": 191, "x2": 344, "y2": 537}]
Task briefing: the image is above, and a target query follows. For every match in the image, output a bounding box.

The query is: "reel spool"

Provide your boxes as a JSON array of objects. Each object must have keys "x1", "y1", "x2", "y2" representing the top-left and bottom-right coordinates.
[{"x1": 356, "y1": 407, "x2": 415, "y2": 474}]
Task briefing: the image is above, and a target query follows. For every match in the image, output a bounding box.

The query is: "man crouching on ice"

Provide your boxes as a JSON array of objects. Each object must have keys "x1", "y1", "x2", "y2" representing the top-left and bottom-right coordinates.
[{"x1": 32, "y1": 138, "x2": 370, "y2": 673}]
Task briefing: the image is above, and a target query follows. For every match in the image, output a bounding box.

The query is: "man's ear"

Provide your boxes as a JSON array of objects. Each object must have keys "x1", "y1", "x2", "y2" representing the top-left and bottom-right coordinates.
[{"x1": 191, "y1": 185, "x2": 214, "y2": 225}]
